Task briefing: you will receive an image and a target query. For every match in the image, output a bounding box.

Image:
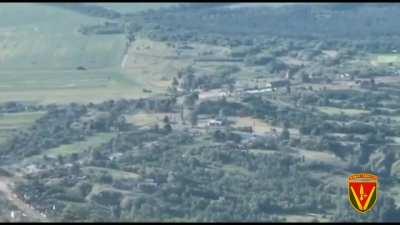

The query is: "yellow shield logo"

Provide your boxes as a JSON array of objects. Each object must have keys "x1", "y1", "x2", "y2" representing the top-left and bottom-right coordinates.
[{"x1": 348, "y1": 173, "x2": 378, "y2": 213}]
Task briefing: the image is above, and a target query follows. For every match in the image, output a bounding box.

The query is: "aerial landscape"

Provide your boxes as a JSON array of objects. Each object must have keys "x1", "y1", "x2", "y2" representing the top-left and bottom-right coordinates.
[{"x1": 0, "y1": 2, "x2": 400, "y2": 222}]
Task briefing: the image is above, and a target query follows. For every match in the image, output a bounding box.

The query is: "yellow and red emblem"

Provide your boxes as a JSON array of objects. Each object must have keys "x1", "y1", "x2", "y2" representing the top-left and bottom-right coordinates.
[{"x1": 348, "y1": 173, "x2": 378, "y2": 213}]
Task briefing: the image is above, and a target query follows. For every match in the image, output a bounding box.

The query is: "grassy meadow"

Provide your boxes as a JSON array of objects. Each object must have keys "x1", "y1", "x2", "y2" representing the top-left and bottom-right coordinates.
[
  {"x1": 0, "y1": 111, "x2": 45, "y2": 144},
  {"x1": 0, "y1": 3, "x2": 161, "y2": 104}
]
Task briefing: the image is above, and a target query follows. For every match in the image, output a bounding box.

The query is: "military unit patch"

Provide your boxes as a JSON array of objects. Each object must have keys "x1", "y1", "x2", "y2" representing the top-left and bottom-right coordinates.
[{"x1": 348, "y1": 173, "x2": 378, "y2": 213}]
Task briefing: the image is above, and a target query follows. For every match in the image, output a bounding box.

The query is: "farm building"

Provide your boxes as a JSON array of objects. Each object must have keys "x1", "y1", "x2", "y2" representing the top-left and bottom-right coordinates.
[{"x1": 207, "y1": 119, "x2": 223, "y2": 127}]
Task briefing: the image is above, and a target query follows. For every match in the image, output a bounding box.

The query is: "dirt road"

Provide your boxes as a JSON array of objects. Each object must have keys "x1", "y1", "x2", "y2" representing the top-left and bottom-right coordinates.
[{"x1": 0, "y1": 175, "x2": 48, "y2": 222}]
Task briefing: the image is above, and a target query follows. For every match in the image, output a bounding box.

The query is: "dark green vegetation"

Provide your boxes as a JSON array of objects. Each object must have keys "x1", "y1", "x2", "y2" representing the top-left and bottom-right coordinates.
[{"x1": 1, "y1": 3, "x2": 400, "y2": 222}]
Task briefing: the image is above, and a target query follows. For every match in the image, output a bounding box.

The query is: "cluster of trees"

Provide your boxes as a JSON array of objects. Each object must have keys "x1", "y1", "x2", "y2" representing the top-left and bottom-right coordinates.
[
  {"x1": 9, "y1": 92, "x2": 400, "y2": 222},
  {"x1": 1, "y1": 104, "x2": 89, "y2": 159},
  {"x1": 178, "y1": 65, "x2": 238, "y2": 92},
  {"x1": 14, "y1": 125, "x2": 344, "y2": 222},
  {"x1": 196, "y1": 99, "x2": 249, "y2": 117},
  {"x1": 50, "y1": 3, "x2": 121, "y2": 19},
  {"x1": 0, "y1": 101, "x2": 45, "y2": 113},
  {"x1": 79, "y1": 22, "x2": 125, "y2": 35},
  {"x1": 0, "y1": 97, "x2": 179, "y2": 160},
  {"x1": 244, "y1": 54, "x2": 288, "y2": 73}
]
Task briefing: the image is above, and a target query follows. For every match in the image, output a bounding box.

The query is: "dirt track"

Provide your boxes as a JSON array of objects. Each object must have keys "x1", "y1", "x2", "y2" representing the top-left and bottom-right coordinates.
[{"x1": 0, "y1": 175, "x2": 48, "y2": 222}]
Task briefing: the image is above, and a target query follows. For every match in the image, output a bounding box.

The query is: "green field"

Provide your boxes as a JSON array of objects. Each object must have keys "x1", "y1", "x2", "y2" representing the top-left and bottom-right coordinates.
[
  {"x1": 0, "y1": 3, "x2": 124, "y2": 70},
  {"x1": 0, "y1": 4, "x2": 161, "y2": 104},
  {"x1": 83, "y1": 166, "x2": 140, "y2": 180},
  {"x1": 222, "y1": 164, "x2": 251, "y2": 176},
  {"x1": 0, "y1": 111, "x2": 45, "y2": 143},
  {"x1": 371, "y1": 53, "x2": 400, "y2": 65},
  {"x1": 43, "y1": 132, "x2": 115, "y2": 158},
  {"x1": 318, "y1": 106, "x2": 369, "y2": 116},
  {"x1": 0, "y1": 67, "x2": 157, "y2": 104}
]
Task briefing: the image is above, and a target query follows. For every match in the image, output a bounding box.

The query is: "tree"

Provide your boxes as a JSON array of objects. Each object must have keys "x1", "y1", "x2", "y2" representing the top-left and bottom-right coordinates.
[
  {"x1": 227, "y1": 83, "x2": 235, "y2": 96},
  {"x1": 163, "y1": 116, "x2": 170, "y2": 124},
  {"x1": 71, "y1": 163, "x2": 81, "y2": 175},
  {"x1": 217, "y1": 109, "x2": 226, "y2": 123},
  {"x1": 180, "y1": 105, "x2": 185, "y2": 125},
  {"x1": 98, "y1": 172, "x2": 113, "y2": 184},
  {"x1": 78, "y1": 182, "x2": 93, "y2": 197},
  {"x1": 164, "y1": 123, "x2": 172, "y2": 133},
  {"x1": 286, "y1": 83, "x2": 291, "y2": 95},
  {"x1": 280, "y1": 128, "x2": 290, "y2": 140},
  {"x1": 189, "y1": 111, "x2": 198, "y2": 127},
  {"x1": 378, "y1": 195, "x2": 400, "y2": 222},
  {"x1": 57, "y1": 155, "x2": 64, "y2": 165},
  {"x1": 301, "y1": 72, "x2": 311, "y2": 83},
  {"x1": 61, "y1": 204, "x2": 91, "y2": 221},
  {"x1": 163, "y1": 116, "x2": 172, "y2": 133},
  {"x1": 167, "y1": 86, "x2": 178, "y2": 97},
  {"x1": 184, "y1": 92, "x2": 199, "y2": 109},
  {"x1": 42, "y1": 154, "x2": 50, "y2": 161},
  {"x1": 172, "y1": 77, "x2": 179, "y2": 87},
  {"x1": 70, "y1": 153, "x2": 79, "y2": 162},
  {"x1": 181, "y1": 67, "x2": 196, "y2": 91}
]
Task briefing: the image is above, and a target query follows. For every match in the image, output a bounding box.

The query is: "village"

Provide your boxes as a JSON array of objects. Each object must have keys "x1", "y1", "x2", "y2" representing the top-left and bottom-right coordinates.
[{"x1": 1, "y1": 3, "x2": 400, "y2": 222}]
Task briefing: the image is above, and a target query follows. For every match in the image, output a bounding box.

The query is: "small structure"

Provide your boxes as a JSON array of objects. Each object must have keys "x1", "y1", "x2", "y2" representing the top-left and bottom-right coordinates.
[
  {"x1": 108, "y1": 153, "x2": 123, "y2": 161},
  {"x1": 270, "y1": 79, "x2": 290, "y2": 89},
  {"x1": 357, "y1": 80, "x2": 374, "y2": 88},
  {"x1": 338, "y1": 73, "x2": 351, "y2": 79},
  {"x1": 26, "y1": 164, "x2": 40, "y2": 174},
  {"x1": 244, "y1": 88, "x2": 272, "y2": 94},
  {"x1": 64, "y1": 163, "x2": 73, "y2": 168},
  {"x1": 207, "y1": 119, "x2": 223, "y2": 127}
]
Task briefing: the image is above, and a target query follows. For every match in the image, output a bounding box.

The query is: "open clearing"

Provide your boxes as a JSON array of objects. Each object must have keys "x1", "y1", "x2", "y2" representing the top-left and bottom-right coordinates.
[
  {"x1": 43, "y1": 132, "x2": 115, "y2": 157},
  {"x1": 0, "y1": 112, "x2": 45, "y2": 144},
  {"x1": 17, "y1": 132, "x2": 115, "y2": 167},
  {"x1": 317, "y1": 106, "x2": 369, "y2": 116},
  {"x1": 0, "y1": 4, "x2": 124, "y2": 70},
  {"x1": 122, "y1": 38, "x2": 192, "y2": 93},
  {"x1": 371, "y1": 53, "x2": 400, "y2": 66},
  {"x1": 231, "y1": 116, "x2": 275, "y2": 134},
  {"x1": 0, "y1": 4, "x2": 163, "y2": 104},
  {"x1": 125, "y1": 112, "x2": 179, "y2": 127},
  {"x1": 0, "y1": 68, "x2": 155, "y2": 104},
  {"x1": 0, "y1": 112, "x2": 44, "y2": 129},
  {"x1": 230, "y1": 116, "x2": 299, "y2": 136},
  {"x1": 83, "y1": 166, "x2": 140, "y2": 180}
]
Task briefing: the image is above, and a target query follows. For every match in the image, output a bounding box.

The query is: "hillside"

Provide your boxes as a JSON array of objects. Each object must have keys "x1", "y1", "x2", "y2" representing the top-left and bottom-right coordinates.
[
  {"x1": 141, "y1": 3, "x2": 400, "y2": 40},
  {"x1": 1, "y1": 3, "x2": 400, "y2": 223}
]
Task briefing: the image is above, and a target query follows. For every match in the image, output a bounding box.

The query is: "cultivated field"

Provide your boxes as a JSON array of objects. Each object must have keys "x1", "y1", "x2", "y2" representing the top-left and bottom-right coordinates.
[
  {"x1": 317, "y1": 106, "x2": 369, "y2": 116},
  {"x1": 0, "y1": 112, "x2": 45, "y2": 144},
  {"x1": 0, "y1": 4, "x2": 160, "y2": 104},
  {"x1": 230, "y1": 116, "x2": 299, "y2": 136},
  {"x1": 125, "y1": 112, "x2": 179, "y2": 127},
  {"x1": 371, "y1": 53, "x2": 400, "y2": 66},
  {"x1": 121, "y1": 38, "x2": 192, "y2": 94}
]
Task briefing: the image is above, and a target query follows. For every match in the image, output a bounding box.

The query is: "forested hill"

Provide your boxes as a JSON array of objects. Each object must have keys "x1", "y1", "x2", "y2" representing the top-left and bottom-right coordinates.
[
  {"x1": 143, "y1": 3, "x2": 400, "y2": 40},
  {"x1": 44, "y1": 3, "x2": 122, "y2": 19}
]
